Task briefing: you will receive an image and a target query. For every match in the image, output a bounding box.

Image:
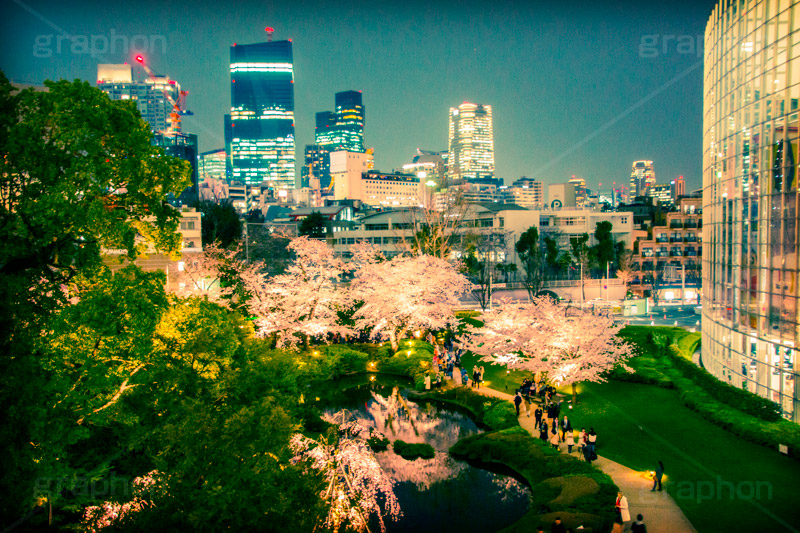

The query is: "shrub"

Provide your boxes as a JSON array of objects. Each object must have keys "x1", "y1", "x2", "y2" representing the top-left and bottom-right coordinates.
[
  {"x1": 666, "y1": 344, "x2": 782, "y2": 421},
  {"x1": 366, "y1": 429, "x2": 390, "y2": 452},
  {"x1": 348, "y1": 342, "x2": 393, "y2": 360},
  {"x1": 392, "y1": 440, "x2": 435, "y2": 460},
  {"x1": 319, "y1": 345, "x2": 369, "y2": 377}
]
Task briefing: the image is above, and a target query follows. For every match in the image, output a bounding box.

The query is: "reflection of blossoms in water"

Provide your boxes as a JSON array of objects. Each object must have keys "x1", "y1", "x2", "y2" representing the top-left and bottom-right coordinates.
[
  {"x1": 328, "y1": 389, "x2": 477, "y2": 452},
  {"x1": 376, "y1": 450, "x2": 467, "y2": 490},
  {"x1": 290, "y1": 423, "x2": 401, "y2": 533},
  {"x1": 491, "y1": 475, "x2": 531, "y2": 503}
]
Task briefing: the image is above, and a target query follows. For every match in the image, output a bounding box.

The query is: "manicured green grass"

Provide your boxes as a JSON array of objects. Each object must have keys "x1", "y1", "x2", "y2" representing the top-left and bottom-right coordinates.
[
  {"x1": 564, "y1": 381, "x2": 800, "y2": 532},
  {"x1": 462, "y1": 352, "x2": 800, "y2": 532}
]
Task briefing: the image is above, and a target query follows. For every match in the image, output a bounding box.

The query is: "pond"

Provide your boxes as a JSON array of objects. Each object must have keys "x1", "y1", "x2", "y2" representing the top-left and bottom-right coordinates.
[{"x1": 317, "y1": 375, "x2": 531, "y2": 533}]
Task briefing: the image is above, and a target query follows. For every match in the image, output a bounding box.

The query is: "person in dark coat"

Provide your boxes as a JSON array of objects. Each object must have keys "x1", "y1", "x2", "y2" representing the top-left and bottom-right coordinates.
[
  {"x1": 550, "y1": 517, "x2": 567, "y2": 533},
  {"x1": 513, "y1": 392, "x2": 523, "y2": 416},
  {"x1": 631, "y1": 513, "x2": 647, "y2": 533},
  {"x1": 540, "y1": 420, "x2": 549, "y2": 441},
  {"x1": 651, "y1": 461, "x2": 664, "y2": 491},
  {"x1": 534, "y1": 407, "x2": 543, "y2": 429}
]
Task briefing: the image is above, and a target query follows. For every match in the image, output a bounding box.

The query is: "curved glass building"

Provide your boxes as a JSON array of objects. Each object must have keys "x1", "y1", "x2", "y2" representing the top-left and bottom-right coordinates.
[{"x1": 703, "y1": 0, "x2": 800, "y2": 421}]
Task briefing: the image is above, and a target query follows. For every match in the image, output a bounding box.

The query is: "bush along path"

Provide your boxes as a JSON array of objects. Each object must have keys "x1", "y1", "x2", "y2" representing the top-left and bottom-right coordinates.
[
  {"x1": 468, "y1": 386, "x2": 697, "y2": 533},
  {"x1": 410, "y1": 386, "x2": 619, "y2": 532}
]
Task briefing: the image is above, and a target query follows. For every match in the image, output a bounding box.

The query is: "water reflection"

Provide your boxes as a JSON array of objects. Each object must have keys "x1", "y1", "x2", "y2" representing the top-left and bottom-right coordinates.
[{"x1": 321, "y1": 376, "x2": 530, "y2": 533}]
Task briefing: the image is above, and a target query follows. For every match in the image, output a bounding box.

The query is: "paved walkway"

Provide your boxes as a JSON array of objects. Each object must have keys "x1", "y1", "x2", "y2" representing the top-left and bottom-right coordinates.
[{"x1": 467, "y1": 383, "x2": 696, "y2": 533}]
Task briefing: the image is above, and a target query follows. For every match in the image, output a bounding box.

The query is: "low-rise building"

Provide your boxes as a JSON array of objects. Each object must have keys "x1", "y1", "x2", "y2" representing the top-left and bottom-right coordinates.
[{"x1": 628, "y1": 196, "x2": 702, "y2": 300}]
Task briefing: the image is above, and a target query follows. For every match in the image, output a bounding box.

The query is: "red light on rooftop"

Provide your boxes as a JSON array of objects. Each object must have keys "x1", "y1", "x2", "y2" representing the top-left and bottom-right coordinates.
[
  {"x1": 135, "y1": 55, "x2": 144, "y2": 63},
  {"x1": 265, "y1": 27, "x2": 274, "y2": 32},
  {"x1": 168, "y1": 80, "x2": 176, "y2": 84},
  {"x1": 288, "y1": 38, "x2": 292, "y2": 42}
]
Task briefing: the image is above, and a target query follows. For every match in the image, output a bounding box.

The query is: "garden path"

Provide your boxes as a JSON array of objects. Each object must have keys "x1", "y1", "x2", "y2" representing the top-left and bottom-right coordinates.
[{"x1": 466, "y1": 383, "x2": 697, "y2": 533}]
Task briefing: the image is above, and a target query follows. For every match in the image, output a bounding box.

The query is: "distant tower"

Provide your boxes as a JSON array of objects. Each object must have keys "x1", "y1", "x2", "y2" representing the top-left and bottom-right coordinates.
[
  {"x1": 671, "y1": 175, "x2": 686, "y2": 201},
  {"x1": 448, "y1": 102, "x2": 495, "y2": 182},
  {"x1": 629, "y1": 160, "x2": 655, "y2": 197},
  {"x1": 229, "y1": 30, "x2": 295, "y2": 188},
  {"x1": 315, "y1": 90, "x2": 365, "y2": 153}
]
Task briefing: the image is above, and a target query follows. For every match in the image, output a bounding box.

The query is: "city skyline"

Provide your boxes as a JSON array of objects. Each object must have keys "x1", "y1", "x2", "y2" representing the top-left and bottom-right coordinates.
[{"x1": 2, "y1": 0, "x2": 716, "y2": 191}]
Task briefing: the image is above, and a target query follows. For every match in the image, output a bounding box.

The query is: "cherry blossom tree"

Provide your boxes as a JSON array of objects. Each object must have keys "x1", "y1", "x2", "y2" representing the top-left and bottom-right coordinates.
[
  {"x1": 290, "y1": 417, "x2": 401, "y2": 533},
  {"x1": 165, "y1": 244, "x2": 240, "y2": 302},
  {"x1": 460, "y1": 297, "x2": 634, "y2": 404},
  {"x1": 349, "y1": 246, "x2": 471, "y2": 351},
  {"x1": 83, "y1": 471, "x2": 166, "y2": 532},
  {"x1": 243, "y1": 236, "x2": 352, "y2": 348}
]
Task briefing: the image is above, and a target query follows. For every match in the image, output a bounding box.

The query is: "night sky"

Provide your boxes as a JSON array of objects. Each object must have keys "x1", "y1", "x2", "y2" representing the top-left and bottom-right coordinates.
[{"x1": 2, "y1": 0, "x2": 718, "y2": 192}]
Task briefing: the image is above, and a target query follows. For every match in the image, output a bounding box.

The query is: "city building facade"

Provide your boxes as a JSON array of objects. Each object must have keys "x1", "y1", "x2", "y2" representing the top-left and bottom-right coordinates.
[
  {"x1": 629, "y1": 160, "x2": 656, "y2": 198},
  {"x1": 628, "y1": 196, "x2": 702, "y2": 300},
  {"x1": 671, "y1": 175, "x2": 687, "y2": 202},
  {"x1": 199, "y1": 149, "x2": 229, "y2": 182},
  {"x1": 448, "y1": 102, "x2": 495, "y2": 181},
  {"x1": 315, "y1": 90, "x2": 365, "y2": 153},
  {"x1": 229, "y1": 40, "x2": 296, "y2": 189},
  {"x1": 702, "y1": 0, "x2": 799, "y2": 421},
  {"x1": 331, "y1": 151, "x2": 425, "y2": 207},
  {"x1": 97, "y1": 64, "x2": 182, "y2": 135}
]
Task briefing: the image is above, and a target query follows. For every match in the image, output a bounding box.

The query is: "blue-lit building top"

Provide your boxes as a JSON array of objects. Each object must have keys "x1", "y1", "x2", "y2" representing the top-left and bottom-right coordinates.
[
  {"x1": 315, "y1": 90, "x2": 365, "y2": 153},
  {"x1": 229, "y1": 40, "x2": 296, "y2": 189}
]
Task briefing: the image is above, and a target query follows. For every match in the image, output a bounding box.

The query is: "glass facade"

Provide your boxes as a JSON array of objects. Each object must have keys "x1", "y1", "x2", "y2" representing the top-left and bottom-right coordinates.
[
  {"x1": 314, "y1": 90, "x2": 366, "y2": 153},
  {"x1": 703, "y1": 0, "x2": 800, "y2": 421},
  {"x1": 630, "y1": 160, "x2": 656, "y2": 198},
  {"x1": 229, "y1": 40, "x2": 296, "y2": 189},
  {"x1": 448, "y1": 102, "x2": 495, "y2": 182}
]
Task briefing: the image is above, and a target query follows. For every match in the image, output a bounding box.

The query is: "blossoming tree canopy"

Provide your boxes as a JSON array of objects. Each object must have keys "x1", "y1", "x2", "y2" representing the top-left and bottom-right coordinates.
[
  {"x1": 243, "y1": 236, "x2": 352, "y2": 348},
  {"x1": 461, "y1": 297, "x2": 634, "y2": 402},
  {"x1": 349, "y1": 247, "x2": 471, "y2": 350}
]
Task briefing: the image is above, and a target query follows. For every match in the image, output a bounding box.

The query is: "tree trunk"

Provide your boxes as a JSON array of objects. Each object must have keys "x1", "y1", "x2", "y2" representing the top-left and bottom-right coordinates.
[
  {"x1": 572, "y1": 382, "x2": 578, "y2": 405},
  {"x1": 389, "y1": 331, "x2": 398, "y2": 352}
]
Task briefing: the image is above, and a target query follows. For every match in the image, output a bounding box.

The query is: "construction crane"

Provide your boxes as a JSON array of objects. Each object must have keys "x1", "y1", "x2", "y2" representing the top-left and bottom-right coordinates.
[{"x1": 134, "y1": 54, "x2": 192, "y2": 136}]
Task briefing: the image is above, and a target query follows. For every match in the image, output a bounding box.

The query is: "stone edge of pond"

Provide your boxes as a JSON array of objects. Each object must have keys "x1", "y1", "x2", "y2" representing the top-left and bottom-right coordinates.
[{"x1": 409, "y1": 388, "x2": 617, "y2": 533}]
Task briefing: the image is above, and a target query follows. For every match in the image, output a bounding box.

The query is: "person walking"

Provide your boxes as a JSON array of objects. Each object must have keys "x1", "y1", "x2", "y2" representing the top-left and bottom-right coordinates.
[
  {"x1": 540, "y1": 420, "x2": 549, "y2": 441},
  {"x1": 513, "y1": 392, "x2": 523, "y2": 416},
  {"x1": 614, "y1": 491, "x2": 630, "y2": 526},
  {"x1": 550, "y1": 424, "x2": 560, "y2": 450},
  {"x1": 630, "y1": 513, "x2": 647, "y2": 533},
  {"x1": 472, "y1": 367, "x2": 479, "y2": 388},
  {"x1": 550, "y1": 517, "x2": 566, "y2": 533},
  {"x1": 651, "y1": 461, "x2": 664, "y2": 492},
  {"x1": 588, "y1": 427, "x2": 597, "y2": 455},
  {"x1": 478, "y1": 366, "x2": 485, "y2": 388},
  {"x1": 561, "y1": 415, "x2": 571, "y2": 442},
  {"x1": 565, "y1": 428, "x2": 575, "y2": 454},
  {"x1": 534, "y1": 406, "x2": 543, "y2": 429}
]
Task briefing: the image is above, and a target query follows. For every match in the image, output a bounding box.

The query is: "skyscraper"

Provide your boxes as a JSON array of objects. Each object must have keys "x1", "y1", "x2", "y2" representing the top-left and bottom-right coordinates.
[
  {"x1": 448, "y1": 102, "x2": 495, "y2": 182},
  {"x1": 97, "y1": 63, "x2": 183, "y2": 134},
  {"x1": 315, "y1": 91, "x2": 365, "y2": 153},
  {"x1": 671, "y1": 175, "x2": 686, "y2": 202},
  {"x1": 229, "y1": 39, "x2": 295, "y2": 188},
  {"x1": 301, "y1": 144, "x2": 331, "y2": 189},
  {"x1": 629, "y1": 160, "x2": 655, "y2": 198},
  {"x1": 703, "y1": 0, "x2": 799, "y2": 421}
]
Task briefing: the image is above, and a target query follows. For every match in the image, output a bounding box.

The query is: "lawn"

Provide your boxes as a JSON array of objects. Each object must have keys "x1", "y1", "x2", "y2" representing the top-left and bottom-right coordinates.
[{"x1": 461, "y1": 353, "x2": 800, "y2": 533}]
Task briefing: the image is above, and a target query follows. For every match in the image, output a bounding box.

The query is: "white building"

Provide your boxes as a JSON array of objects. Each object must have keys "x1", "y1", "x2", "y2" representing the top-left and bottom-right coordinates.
[{"x1": 332, "y1": 151, "x2": 426, "y2": 208}]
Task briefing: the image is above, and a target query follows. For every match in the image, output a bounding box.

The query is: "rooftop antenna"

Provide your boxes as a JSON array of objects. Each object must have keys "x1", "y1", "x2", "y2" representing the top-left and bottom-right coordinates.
[{"x1": 265, "y1": 27, "x2": 274, "y2": 42}]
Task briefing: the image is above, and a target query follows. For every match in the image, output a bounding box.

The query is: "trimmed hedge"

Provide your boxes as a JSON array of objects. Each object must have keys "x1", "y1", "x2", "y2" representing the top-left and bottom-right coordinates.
[
  {"x1": 412, "y1": 387, "x2": 519, "y2": 430},
  {"x1": 616, "y1": 326, "x2": 800, "y2": 461},
  {"x1": 392, "y1": 440, "x2": 435, "y2": 460},
  {"x1": 666, "y1": 343, "x2": 782, "y2": 421},
  {"x1": 450, "y1": 426, "x2": 617, "y2": 533}
]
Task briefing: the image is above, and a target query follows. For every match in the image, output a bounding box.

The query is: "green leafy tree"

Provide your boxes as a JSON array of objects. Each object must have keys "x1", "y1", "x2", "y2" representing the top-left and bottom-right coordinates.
[
  {"x1": 0, "y1": 73, "x2": 190, "y2": 525},
  {"x1": 199, "y1": 199, "x2": 242, "y2": 248},
  {"x1": 591, "y1": 221, "x2": 616, "y2": 275},
  {"x1": 516, "y1": 226, "x2": 544, "y2": 299},
  {"x1": 298, "y1": 211, "x2": 328, "y2": 239},
  {"x1": 569, "y1": 233, "x2": 591, "y2": 301},
  {"x1": 543, "y1": 235, "x2": 570, "y2": 280}
]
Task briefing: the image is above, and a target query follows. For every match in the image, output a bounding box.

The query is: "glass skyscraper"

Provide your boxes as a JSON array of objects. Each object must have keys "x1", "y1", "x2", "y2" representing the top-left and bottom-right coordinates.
[
  {"x1": 702, "y1": 0, "x2": 799, "y2": 421},
  {"x1": 448, "y1": 102, "x2": 495, "y2": 182},
  {"x1": 630, "y1": 160, "x2": 656, "y2": 198},
  {"x1": 315, "y1": 90, "x2": 365, "y2": 153},
  {"x1": 229, "y1": 40, "x2": 296, "y2": 188}
]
